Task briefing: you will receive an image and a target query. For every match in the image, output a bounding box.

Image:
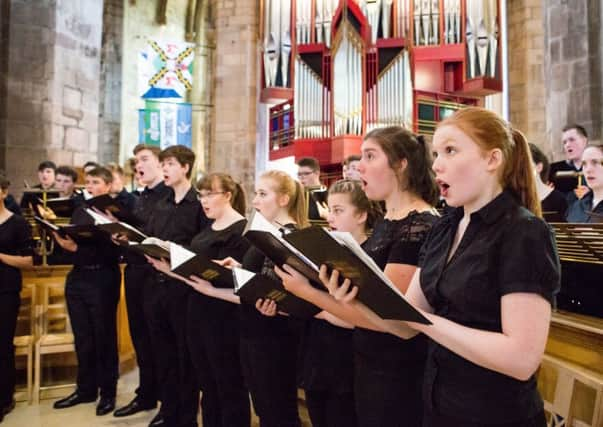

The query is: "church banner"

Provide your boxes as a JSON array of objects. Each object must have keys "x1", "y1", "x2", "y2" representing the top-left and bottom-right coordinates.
[
  {"x1": 138, "y1": 40, "x2": 194, "y2": 99},
  {"x1": 138, "y1": 101, "x2": 192, "y2": 148}
]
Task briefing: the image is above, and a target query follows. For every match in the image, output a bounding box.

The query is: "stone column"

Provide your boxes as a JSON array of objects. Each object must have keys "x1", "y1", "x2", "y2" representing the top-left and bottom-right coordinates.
[
  {"x1": 209, "y1": 0, "x2": 258, "y2": 199},
  {"x1": 0, "y1": 0, "x2": 103, "y2": 188},
  {"x1": 98, "y1": 0, "x2": 123, "y2": 164},
  {"x1": 507, "y1": 0, "x2": 547, "y2": 150},
  {"x1": 544, "y1": 0, "x2": 602, "y2": 160}
]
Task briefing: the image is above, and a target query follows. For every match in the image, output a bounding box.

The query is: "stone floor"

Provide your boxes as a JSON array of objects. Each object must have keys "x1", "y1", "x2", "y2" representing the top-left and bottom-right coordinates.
[{"x1": 3, "y1": 369, "x2": 311, "y2": 426}]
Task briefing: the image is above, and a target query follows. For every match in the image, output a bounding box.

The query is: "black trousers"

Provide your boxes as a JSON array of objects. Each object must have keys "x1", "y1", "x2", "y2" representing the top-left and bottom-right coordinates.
[
  {"x1": 239, "y1": 334, "x2": 300, "y2": 427},
  {"x1": 65, "y1": 265, "x2": 121, "y2": 398},
  {"x1": 124, "y1": 263, "x2": 157, "y2": 404},
  {"x1": 422, "y1": 409, "x2": 546, "y2": 427},
  {"x1": 145, "y1": 278, "x2": 198, "y2": 427},
  {"x1": 0, "y1": 292, "x2": 20, "y2": 407},
  {"x1": 305, "y1": 389, "x2": 357, "y2": 427},
  {"x1": 354, "y1": 353, "x2": 424, "y2": 427},
  {"x1": 187, "y1": 294, "x2": 250, "y2": 427}
]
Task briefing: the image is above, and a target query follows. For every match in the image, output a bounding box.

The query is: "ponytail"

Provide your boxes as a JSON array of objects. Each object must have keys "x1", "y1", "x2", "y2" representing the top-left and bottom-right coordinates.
[
  {"x1": 506, "y1": 129, "x2": 541, "y2": 217},
  {"x1": 290, "y1": 180, "x2": 309, "y2": 228},
  {"x1": 231, "y1": 182, "x2": 247, "y2": 216}
]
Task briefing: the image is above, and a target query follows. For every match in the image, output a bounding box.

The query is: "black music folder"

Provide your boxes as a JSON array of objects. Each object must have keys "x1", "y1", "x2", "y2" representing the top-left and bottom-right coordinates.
[
  {"x1": 126, "y1": 237, "x2": 170, "y2": 260},
  {"x1": 169, "y1": 244, "x2": 234, "y2": 288},
  {"x1": 243, "y1": 212, "x2": 322, "y2": 288},
  {"x1": 284, "y1": 226, "x2": 430, "y2": 324},
  {"x1": 85, "y1": 208, "x2": 147, "y2": 243},
  {"x1": 34, "y1": 216, "x2": 107, "y2": 244},
  {"x1": 233, "y1": 267, "x2": 321, "y2": 318},
  {"x1": 20, "y1": 189, "x2": 60, "y2": 209},
  {"x1": 85, "y1": 194, "x2": 134, "y2": 222},
  {"x1": 40, "y1": 196, "x2": 77, "y2": 218}
]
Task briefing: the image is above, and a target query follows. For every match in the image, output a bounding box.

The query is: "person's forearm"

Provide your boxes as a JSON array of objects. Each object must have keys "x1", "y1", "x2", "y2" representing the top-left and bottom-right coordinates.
[
  {"x1": 208, "y1": 287, "x2": 241, "y2": 305},
  {"x1": 0, "y1": 254, "x2": 33, "y2": 269},
  {"x1": 302, "y1": 287, "x2": 383, "y2": 331},
  {"x1": 410, "y1": 311, "x2": 549, "y2": 381}
]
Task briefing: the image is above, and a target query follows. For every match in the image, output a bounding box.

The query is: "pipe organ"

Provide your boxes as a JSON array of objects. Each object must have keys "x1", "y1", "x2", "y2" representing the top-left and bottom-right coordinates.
[{"x1": 260, "y1": 0, "x2": 502, "y2": 167}]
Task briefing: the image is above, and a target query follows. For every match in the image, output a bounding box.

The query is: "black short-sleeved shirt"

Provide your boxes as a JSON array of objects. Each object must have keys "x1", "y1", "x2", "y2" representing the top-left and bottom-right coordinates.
[
  {"x1": 541, "y1": 189, "x2": 568, "y2": 219},
  {"x1": 354, "y1": 211, "x2": 438, "y2": 368},
  {"x1": 238, "y1": 224, "x2": 302, "y2": 340},
  {"x1": 188, "y1": 219, "x2": 249, "y2": 317},
  {"x1": 0, "y1": 214, "x2": 33, "y2": 294},
  {"x1": 70, "y1": 205, "x2": 121, "y2": 267},
  {"x1": 566, "y1": 191, "x2": 603, "y2": 223},
  {"x1": 125, "y1": 181, "x2": 171, "y2": 264},
  {"x1": 145, "y1": 186, "x2": 209, "y2": 245},
  {"x1": 419, "y1": 190, "x2": 561, "y2": 422}
]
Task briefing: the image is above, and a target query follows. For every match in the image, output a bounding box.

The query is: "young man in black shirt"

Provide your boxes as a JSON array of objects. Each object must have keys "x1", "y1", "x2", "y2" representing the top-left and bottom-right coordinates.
[
  {"x1": 112, "y1": 145, "x2": 171, "y2": 420},
  {"x1": 52, "y1": 167, "x2": 122, "y2": 416},
  {"x1": 548, "y1": 124, "x2": 589, "y2": 198},
  {"x1": 145, "y1": 145, "x2": 209, "y2": 427}
]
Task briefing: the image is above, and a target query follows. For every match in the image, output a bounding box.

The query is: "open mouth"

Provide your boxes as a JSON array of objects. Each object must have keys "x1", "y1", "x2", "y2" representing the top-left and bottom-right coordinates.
[{"x1": 436, "y1": 179, "x2": 450, "y2": 197}]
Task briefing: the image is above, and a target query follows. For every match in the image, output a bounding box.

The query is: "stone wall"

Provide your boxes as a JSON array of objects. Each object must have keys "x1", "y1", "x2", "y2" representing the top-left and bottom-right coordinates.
[
  {"x1": 98, "y1": 0, "x2": 123, "y2": 164},
  {"x1": 507, "y1": 0, "x2": 547, "y2": 151},
  {"x1": 208, "y1": 0, "x2": 258, "y2": 198},
  {"x1": 0, "y1": 0, "x2": 103, "y2": 188},
  {"x1": 544, "y1": 0, "x2": 602, "y2": 160}
]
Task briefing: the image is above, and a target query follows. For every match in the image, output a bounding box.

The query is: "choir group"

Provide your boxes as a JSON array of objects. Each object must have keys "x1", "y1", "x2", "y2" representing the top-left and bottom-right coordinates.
[{"x1": 1, "y1": 106, "x2": 603, "y2": 426}]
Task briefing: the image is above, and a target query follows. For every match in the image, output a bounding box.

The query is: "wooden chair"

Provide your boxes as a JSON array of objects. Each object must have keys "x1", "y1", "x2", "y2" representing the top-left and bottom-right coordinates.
[
  {"x1": 33, "y1": 281, "x2": 75, "y2": 404},
  {"x1": 13, "y1": 283, "x2": 36, "y2": 404},
  {"x1": 541, "y1": 354, "x2": 603, "y2": 427}
]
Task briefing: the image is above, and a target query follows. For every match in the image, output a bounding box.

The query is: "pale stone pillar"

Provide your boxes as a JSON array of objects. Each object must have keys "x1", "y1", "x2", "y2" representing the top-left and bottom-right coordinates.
[
  {"x1": 544, "y1": 0, "x2": 602, "y2": 160},
  {"x1": 0, "y1": 0, "x2": 103, "y2": 188},
  {"x1": 209, "y1": 0, "x2": 259, "y2": 200},
  {"x1": 507, "y1": 0, "x2": 547, "y2": 151}
]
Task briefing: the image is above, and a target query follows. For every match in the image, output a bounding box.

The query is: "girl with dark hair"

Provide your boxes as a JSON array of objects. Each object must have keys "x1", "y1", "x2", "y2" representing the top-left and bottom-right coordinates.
[
  {"x1": 178, "y1": 170, "x2": 308, "y2": 427},
  {"x1": 0, "y1": 176, "x2": 33, "y2": 423},
  {"x1": 276, "y1": 126, "x2": 439, "y2": 427},
  {"x1": 148, "y1": 172, "x2": 251, "y2": 427},
  {"x1": 325, "y1": 107, "x2": 560, "y2": 426}
]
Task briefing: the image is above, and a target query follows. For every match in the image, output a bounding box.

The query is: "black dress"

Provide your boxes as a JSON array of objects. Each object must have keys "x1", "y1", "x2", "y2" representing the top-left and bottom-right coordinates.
[
  {"x1": 0, "y1": 214, "x2": 32, "y2": 408},
  {"x1": 187, "y1": 219, "x2": 250, "y2": 427},
  {"x1": 238, "y1": 224, "x2": 302, "y2": 427},
  {"x1": 300, "y1": 241, "x2": 368, "y2": 427},
  {"x1": 419, "y1": 191, "x2": 559, "y2": 426},
  {"x1": 354, "y1": 211, "x2": 438, "y2": 427}
]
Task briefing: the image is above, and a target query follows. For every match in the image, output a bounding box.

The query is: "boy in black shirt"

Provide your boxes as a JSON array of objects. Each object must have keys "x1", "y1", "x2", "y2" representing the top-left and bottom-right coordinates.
[
  {"x1": 145, "y1": 145, "x2": 209, "y2": 427},
  {"x1": 52, "y1": 167, "x2": 122, "y2": 416},
  {"x1": 112, "y1": 145, "x2": 170, "y2": 420}
]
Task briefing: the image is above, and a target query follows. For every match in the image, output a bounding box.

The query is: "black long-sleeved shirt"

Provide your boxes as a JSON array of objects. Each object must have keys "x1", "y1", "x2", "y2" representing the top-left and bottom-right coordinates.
[
  {"x1": 145, "y1": 186, "x2": 209, "y2": 245},
  {"x1": 70, "y1": 205, "x2": 121, "y2": 267},
  {"x1": 125, "y1": 181, "x2": 171, "y2": 264}
]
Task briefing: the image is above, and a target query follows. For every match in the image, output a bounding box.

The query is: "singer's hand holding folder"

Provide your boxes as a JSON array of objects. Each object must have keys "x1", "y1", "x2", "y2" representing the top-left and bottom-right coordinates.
[
  {"x1": 283, "y1": 226, "x2": 430, "y2": 324},
  {"x1": 233, "y1": 267, "x2": 321, "y2": 318},
  {"x1": 169, "y1": 244, "x2": 234, "y2": 288},
  {"x1": 85, "y1": 194, "x2": 135, "y2": 222},
  {"x1": 85, "y1": 208, "x2": 147, "y2": 243}
]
